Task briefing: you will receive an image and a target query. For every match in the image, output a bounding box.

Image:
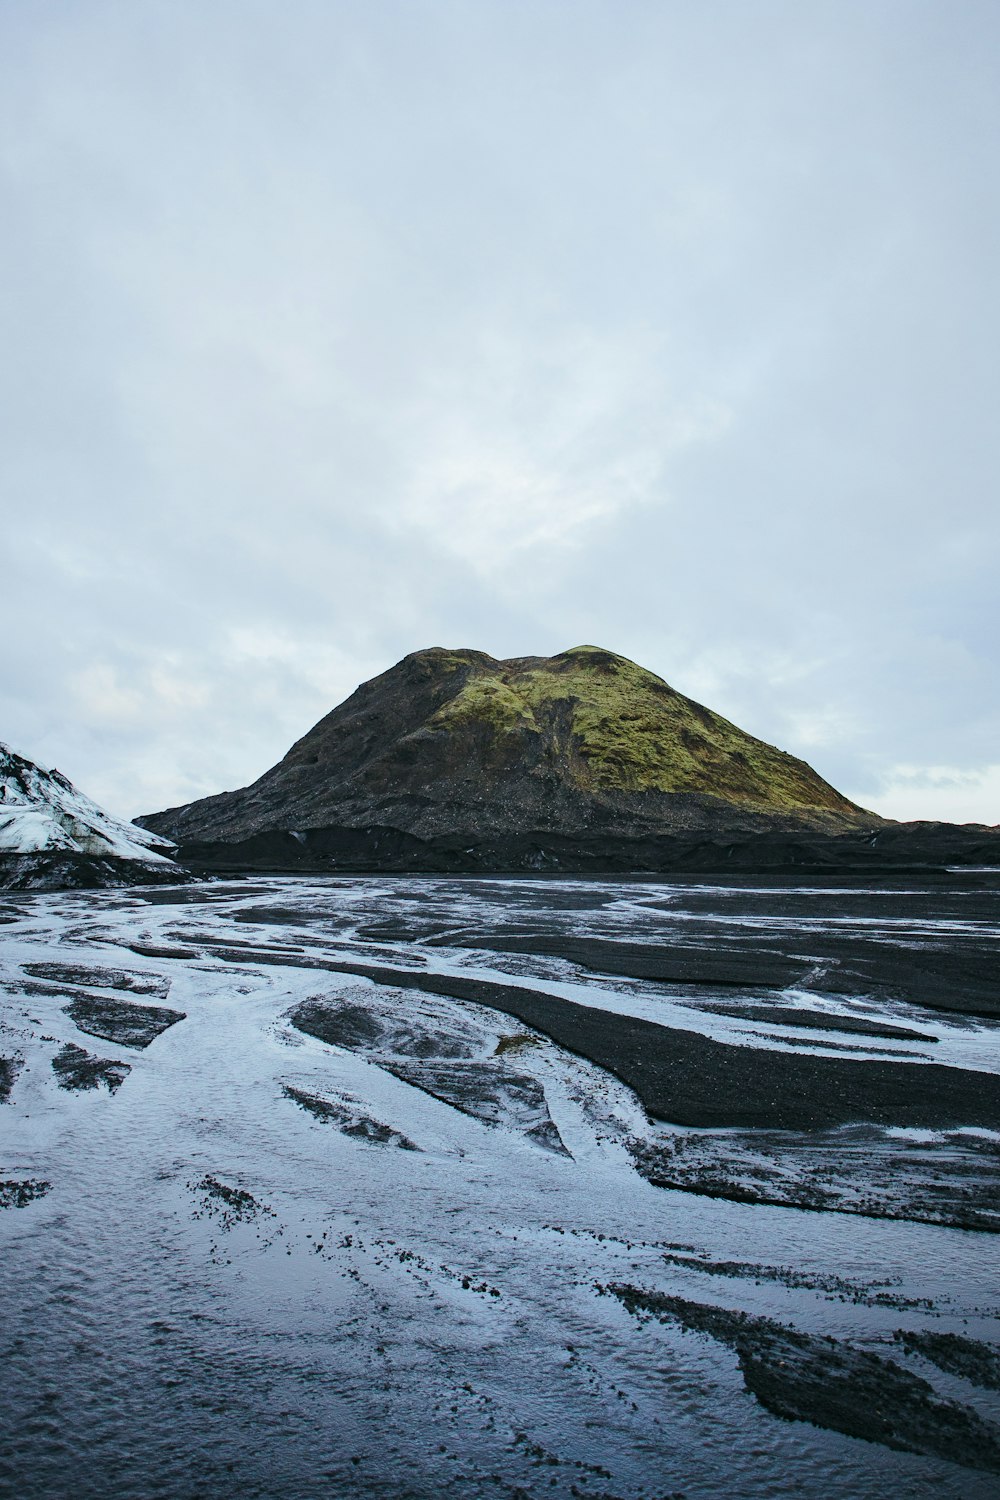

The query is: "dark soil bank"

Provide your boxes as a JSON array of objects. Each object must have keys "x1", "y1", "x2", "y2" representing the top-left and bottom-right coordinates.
[
  {"x1": 283, "y1": 1083, "x2": 420, "y2": 1150},
  {"x1": 339, "y1": 965, "x2": 1000, "y2": 1132},
  {"x1": 605, "y1": 1286, "x2": 1000, "y2": 1473},
  {"x1": 630, "y1": 1127, "x2": 1000, "y2": 1232},
  {"x1": 695, "y1": 1004, "x2": 932, "y2": 1042},
  {"x1": 0, "y1": 1056, "x2": 20, "y2": 1102},
  {"x1": 51, "y1": 1043, "x2": 131, "y2": 1093},
  {"x1": 204, "y1": 942, "x2": 1000, "y2": 1131},
  {"x1": 896, "y1": 1331, "x2": 1000, "y2": 1391},
  {"x1": 63, "y1": 993, "x2": 186, "y2": 1048},
  {"x1": 25, "y1": 962, "x2": 172, "y2": 998},
  {"x1": 366, "y1": 918, "x2": 1000, "y2": 1019},
  {"x1": 171, "y1": 820, "x2": 1000, "y2": 883}
]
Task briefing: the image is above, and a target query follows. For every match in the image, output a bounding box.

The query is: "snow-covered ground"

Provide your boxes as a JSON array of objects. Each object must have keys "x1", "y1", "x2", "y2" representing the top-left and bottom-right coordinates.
[
  {"x1": 0, "y1": 742, "x2": 175, "y2": 862},
  {"x1": 1, "y1": 875, "x2": 999, "y2": 1498}
]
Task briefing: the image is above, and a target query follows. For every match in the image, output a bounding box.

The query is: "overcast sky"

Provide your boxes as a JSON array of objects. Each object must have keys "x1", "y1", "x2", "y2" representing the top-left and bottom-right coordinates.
[{"x1": 3, "y1": 0, "x2": 998, "y2": 824}]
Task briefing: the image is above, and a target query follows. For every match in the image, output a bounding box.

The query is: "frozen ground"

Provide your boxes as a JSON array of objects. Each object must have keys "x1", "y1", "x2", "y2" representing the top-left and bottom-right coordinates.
[{"x1": 1, "y1": 874, "x2": 999, "y2": 1498}]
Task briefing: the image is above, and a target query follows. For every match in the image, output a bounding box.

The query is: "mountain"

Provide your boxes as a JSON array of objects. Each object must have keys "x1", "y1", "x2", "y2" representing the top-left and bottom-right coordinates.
[
  {"x1": 139, "y1": 646, "x2": 876, "y2": 860},
  {"x1": 0, "y1": 741, "x2": 181, "y2": 889}
]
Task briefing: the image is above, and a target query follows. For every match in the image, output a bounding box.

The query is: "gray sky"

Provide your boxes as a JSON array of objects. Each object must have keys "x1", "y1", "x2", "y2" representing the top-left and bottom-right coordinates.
[{"x1": 3, "y1": 0, "x2": 998, "y2": 824}]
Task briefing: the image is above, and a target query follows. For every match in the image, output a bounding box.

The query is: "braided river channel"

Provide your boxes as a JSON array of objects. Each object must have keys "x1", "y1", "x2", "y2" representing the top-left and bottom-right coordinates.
[{"x1": 2, "y1": 872, "x2": 999, "y2": 1498}]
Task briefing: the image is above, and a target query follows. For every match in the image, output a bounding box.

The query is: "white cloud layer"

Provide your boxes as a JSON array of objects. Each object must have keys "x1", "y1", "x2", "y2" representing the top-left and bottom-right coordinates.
[
  {"x1": 1, "y1": 1, "x2": 997, "y2": 821},
  {"x1": 851, "y1": 765, "x2": 1000, "y2": 828}
]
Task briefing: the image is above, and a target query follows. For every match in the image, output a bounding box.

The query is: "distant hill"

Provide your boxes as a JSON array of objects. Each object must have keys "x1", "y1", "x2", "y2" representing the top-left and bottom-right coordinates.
[{"x1": 139, "y1": 645, "x2": 877, "y2": 852}]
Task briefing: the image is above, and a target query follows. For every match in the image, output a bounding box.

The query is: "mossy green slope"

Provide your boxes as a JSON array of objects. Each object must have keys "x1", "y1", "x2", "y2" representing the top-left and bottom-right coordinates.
[
  {"x1": 425, "y1": 646, "x2": 858, "y2": 815},
  {"x1": 141, "y1": 645, "x2": 873, "y2": 844}
]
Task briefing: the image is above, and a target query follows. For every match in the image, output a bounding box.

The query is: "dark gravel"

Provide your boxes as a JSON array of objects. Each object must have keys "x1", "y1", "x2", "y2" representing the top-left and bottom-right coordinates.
[
  {"x1": 223, "y1": 946, "x2": 1000, "y2": 1131},
  {"x1": 25, "y1": 963, "x2": 172, "y2": 998},
  {"x1": 283, "y1": 1084, "x2": 420, "y2": 1149},
  {"x1": 0, "y1": 1179, "x2": 51, "y2": 1209},
  {"x1": 896, "y1": 1330, "x2": 1000, "y2": 1391},
  {"x1": 51, "y1": 1042, "x2": 131, "y2": 1093},
  {"x1": 64, "y1": 993, "x2": 186, "y2": 1049},
  {"x1": 606, "y1": 1285, "x2": 1000, "y2": 1473},
  {"x1": 0, "y1": 1055, "x2": 20, "y2": 1102}
]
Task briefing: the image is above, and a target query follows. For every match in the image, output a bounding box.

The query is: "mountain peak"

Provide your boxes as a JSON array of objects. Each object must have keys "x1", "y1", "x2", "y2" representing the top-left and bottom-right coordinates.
[{"x1": 139, "y1": 645, "x2": 874, "y2": 848}]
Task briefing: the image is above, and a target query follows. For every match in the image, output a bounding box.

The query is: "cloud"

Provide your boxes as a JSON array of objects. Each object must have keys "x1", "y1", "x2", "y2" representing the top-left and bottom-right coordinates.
[
  {"x1": 855, "y1": 765, "x2": 1000, "y2": 827},
  {"x1": 388, "y1": 326, "x2": 730, "y2": 573}
]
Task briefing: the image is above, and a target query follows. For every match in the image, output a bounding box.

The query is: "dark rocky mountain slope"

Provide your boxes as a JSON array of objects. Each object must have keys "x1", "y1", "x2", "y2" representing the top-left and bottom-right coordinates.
[{"x1": 139, "y1": 646, "x2": 878, "y2": 862}]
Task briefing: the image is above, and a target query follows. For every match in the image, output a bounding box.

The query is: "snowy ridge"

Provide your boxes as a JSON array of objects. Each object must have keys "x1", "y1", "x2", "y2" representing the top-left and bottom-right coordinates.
[{"x1": 0, "y1": 741, "x2": 176, "y2": 863}]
